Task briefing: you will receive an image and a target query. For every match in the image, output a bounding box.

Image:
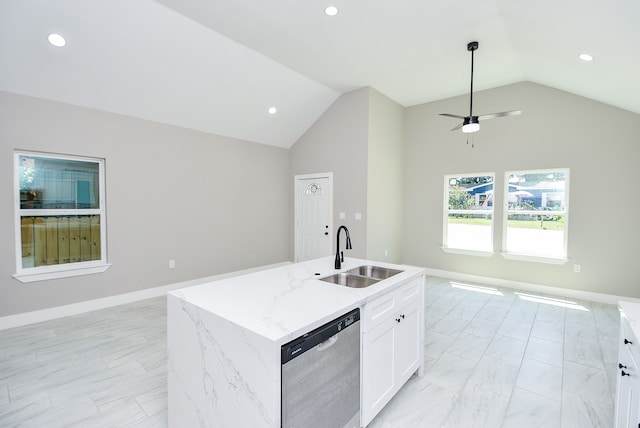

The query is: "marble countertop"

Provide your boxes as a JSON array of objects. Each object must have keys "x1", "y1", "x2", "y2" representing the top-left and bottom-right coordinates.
[{"x1": 169, "y1": 256, "x2": 424, "y2": 344}]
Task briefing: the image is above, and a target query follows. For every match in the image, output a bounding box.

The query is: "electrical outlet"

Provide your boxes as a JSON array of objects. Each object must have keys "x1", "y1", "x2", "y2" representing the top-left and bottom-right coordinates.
[
  {"x1": 573, "y1": 264, "x2": 581, "y2": 273},
  {"x1": 169, "y1": 259, "x2": 176, "y2": 269}
]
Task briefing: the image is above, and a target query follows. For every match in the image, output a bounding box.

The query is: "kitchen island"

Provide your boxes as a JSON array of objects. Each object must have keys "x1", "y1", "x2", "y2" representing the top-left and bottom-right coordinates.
[{"x1": 167, "y1": 256, "x2": 425, "y2": 428}]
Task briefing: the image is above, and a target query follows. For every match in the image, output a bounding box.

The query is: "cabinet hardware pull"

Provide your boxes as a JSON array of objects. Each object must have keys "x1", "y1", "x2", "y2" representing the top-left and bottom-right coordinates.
[
  {"x1": 622, "y1": 370, "x2": 630, "y2": 377},
  {"x1": 620, "y1": 363, "x2": 628, "y2": 369},
  {"x1": 395, "y1": 318, "x2": 401, "y2": 323},
  {"x1": 400, "y1": 314, "x2": 405, "y2": 319},
  {"x1": 625, "y1": 338, "x2": 633, "y2": 345}
]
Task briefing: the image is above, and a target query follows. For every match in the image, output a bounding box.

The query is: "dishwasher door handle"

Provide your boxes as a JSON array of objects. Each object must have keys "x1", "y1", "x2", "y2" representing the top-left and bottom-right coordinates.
[{"x1": 317, "y1": 335, "x2": 338, "y2": 351}]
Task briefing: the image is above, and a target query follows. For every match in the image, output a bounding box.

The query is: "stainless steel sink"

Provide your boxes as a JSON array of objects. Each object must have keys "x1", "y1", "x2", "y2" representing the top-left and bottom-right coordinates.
[
  {"x1": 347, "y1": 265, "x2": 403, "y2": 280},
  {"x1": 319, "y1": 265, "x2": 404, "y2": 288},
  {"x1": 319, "y1": 273, "x2": 380, "y2": 288}
]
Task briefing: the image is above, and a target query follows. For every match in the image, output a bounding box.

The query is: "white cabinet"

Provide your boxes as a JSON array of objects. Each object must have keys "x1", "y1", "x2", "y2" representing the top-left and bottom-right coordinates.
[
  {"x1": 616, "y1": 313, "x2": 640, "y2": 428},
  {"x1": 395, "y1": 299, "x2": 421, "y2": 380},
  {"x1": 361, "y1": 276, "x2": 424, "y2": 427}
]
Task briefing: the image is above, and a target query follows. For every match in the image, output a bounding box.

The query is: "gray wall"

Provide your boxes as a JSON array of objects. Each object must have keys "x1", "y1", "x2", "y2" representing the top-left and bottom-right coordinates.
[
  {"x1": 0, "y1": 91, "x2": 291, "y2": 316},
  {"x1": 4, "y1": 78, "x2": 639, "y2": 317},
  {"x1": 290, "y1": 87, "x2": 405, "y2": 263},
  {"x1": 290, "y1": 88, "x2": 370, "y2": 260},
  {"x1": 366, "y1": 89, "x2": 404, "y2": 263},
  {"x1": 403, "y1": 81, "x2": 640, "y2": 298}
]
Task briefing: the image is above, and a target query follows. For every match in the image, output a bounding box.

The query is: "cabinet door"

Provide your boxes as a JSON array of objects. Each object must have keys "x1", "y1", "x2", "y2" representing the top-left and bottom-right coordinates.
[
  {"x1": 361, "y1": 318, "x2": 395, "y2": 427},
  {"x1": 616, "y1": 316, "x2": 640, "y2": 428},
  {"x1": 616, "y1": 369, "x2": 640, "y2": 428},
  {"x1": 395, "y1": 300, "x2": 421, "y2": 383}
]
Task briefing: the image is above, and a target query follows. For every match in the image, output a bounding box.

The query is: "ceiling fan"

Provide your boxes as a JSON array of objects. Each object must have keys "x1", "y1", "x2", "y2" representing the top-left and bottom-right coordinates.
[{"x1": 440, "y1": 41, "x2": 521, "y2": 144}]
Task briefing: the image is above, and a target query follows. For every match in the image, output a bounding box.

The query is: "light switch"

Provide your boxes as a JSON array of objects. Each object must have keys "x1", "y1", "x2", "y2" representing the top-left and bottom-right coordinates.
[
  {"x1": 355, "y1": 213, "x2": 362, "y2": 220},
  {"x1": 339, "y1": 212, "x2": 346, "y2": 219}
]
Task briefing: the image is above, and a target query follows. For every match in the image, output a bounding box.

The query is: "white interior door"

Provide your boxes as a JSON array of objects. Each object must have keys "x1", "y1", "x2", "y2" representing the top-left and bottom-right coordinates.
[{"x1": 294, "y1": 173, "x2": 333, "y2": 262}]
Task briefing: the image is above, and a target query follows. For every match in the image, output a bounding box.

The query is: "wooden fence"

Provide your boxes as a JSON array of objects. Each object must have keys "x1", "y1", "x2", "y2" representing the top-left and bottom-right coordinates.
[{"x1": 21, "y1": 215, "x2": 101, "y2": 267}]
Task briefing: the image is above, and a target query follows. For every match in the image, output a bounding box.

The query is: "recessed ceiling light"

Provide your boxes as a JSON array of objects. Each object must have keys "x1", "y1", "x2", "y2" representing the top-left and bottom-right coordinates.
[
  {"x1": 48, "y1": 33, "x2": 66, "y2": 47},
  {"x1": 579, "y1": 53, "x2": 593, "y2": 62},
  {"x1": 325, "y1": 6, "x2": 338, "y2": 16},
  {"x1": 268, "y1": 107, "x2": 277, "y2": 115}
]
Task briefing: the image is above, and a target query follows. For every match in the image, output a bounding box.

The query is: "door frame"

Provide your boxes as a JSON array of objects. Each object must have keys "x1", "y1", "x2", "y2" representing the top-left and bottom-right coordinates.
[{"x1": 294, "y1": 172, "x2": 334, "y2": 262}]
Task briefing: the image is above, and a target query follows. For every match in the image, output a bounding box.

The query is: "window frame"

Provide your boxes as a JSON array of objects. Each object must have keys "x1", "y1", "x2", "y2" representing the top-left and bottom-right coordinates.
[
  {"x1": 13, "y1": 151, "x2": 110, "y2": 283},
  {"x1": 442, "y1": 172, "x2": 495, "y2": 257},
  {"x1": 501, "y1": 168, "x2": 570, "y2": 264}
]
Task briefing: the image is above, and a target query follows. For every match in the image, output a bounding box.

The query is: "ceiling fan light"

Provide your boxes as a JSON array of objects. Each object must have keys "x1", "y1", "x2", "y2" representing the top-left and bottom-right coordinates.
[
  {"x1": 462, "y1": 116, "x2": 480, "y2": 133},
  {"x1": 462, "y1": 122, "x2": 480, "y2": 133}
]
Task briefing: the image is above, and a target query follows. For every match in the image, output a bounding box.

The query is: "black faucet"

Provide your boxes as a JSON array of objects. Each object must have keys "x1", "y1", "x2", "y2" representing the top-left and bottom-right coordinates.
[{"x1": 334, "y1": 225, "x2": 352, "y2": 269}]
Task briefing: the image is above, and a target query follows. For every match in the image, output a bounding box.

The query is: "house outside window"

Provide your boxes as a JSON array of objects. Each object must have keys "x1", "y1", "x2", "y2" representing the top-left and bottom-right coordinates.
[
  {"x1": 443, "y1": 173, "x2": 494, "y2": 255},
  {"x1": 502, "y1": 169, "x2": 569, "y2": 263},
  {"x1": 14, "y1": 151, "x2": 109, "y2": 282}
]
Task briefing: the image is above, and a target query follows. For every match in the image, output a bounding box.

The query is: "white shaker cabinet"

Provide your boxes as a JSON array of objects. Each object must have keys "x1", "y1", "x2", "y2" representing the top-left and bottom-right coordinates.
[
  {"x1": 616, "y1": 306, "x2": 640, "y2": 428},
  {"x1": 361, "y1": 276, "x2": 424, "y2": 427}
]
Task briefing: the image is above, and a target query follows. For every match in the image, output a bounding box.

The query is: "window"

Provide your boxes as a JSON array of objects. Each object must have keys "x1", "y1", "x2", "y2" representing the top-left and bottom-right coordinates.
[
  {"x1": 14, "y1": 151, "x2": 109, "y2": 282},
  {"x1": 443, "y1": 173, "x2": 494, "y2": 255},
  {"x1": 502, "y1": 169, "x2": 569, "y2": 263}
]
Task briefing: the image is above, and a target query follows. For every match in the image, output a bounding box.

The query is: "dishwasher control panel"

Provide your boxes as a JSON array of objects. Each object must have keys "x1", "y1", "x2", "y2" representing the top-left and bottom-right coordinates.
[{"x1": 281, "y1": 308, "x2": 360, "y2": 363}]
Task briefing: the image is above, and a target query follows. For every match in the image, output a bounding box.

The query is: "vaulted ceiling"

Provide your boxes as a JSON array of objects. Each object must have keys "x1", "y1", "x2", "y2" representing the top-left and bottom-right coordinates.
[{"x1": 1, "y1": 0, "x2": 638, "y2": 148}]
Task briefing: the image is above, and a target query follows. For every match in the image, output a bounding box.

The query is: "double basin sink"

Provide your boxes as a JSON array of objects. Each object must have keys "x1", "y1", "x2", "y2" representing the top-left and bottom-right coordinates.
[{"x1": 320, "y1": 265, "x2": 403, "y2": 288}]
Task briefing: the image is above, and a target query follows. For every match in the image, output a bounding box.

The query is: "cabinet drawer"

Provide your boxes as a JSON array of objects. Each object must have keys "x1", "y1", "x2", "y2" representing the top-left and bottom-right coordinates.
[
  {"x1": 397, "y1": 277, "x2": 421, "y2": 306},
  {"x1": 621, "y1": 318, "x2": 640, "y2": 369},
  {"x1": 363, "y1": 292, "x2": 396, "y2": 332},
  {"x1": 362, "y1": 276, "x2": 423, "y2": 333}
]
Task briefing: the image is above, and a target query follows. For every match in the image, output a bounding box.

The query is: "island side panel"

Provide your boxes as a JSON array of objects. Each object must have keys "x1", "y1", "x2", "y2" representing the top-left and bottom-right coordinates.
[{"x1": 168, "y1": 293, "x2": 280, "y2": 428}]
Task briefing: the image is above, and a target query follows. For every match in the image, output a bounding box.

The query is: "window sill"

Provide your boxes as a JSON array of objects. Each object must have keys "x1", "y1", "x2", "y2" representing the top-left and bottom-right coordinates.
[
  {"x1": 13, "y1": 263, "x2": 112, "y2": 283},
  {"x1": 441, "y1": 247, "x2": 495, "y2": 257},
  {"x1": 500, "y1": 252, "x2": 568, "y2": 265}
]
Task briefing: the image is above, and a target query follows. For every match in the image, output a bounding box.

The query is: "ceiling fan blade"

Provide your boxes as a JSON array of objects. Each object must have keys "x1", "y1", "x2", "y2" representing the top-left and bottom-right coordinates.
[
  {"x1": 477, "y1": 110, "x2": 522, "y2": 120},
  {"x1": 439, "y1": 113, "x2": 466, "y2": 119},
  {"x1": 450, "y1": 122, "x2": 464, "y2": 131}
]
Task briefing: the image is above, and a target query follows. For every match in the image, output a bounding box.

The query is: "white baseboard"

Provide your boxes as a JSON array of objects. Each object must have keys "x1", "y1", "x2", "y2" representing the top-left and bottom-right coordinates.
[
  {"x1": 424, "y1": 267, "x2": 640, "y2": 306},
  {"x1": 0, "y1": 261, "x2": 292, "y2": 331}
]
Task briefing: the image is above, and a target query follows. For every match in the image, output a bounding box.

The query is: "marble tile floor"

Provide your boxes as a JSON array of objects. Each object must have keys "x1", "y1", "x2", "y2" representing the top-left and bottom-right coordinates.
[
  {"x1": 0, "y1": 276, "x2": 620, "y2": 427},
  {"x1": 0, "y1": 298, "x2": 168, "y2": 427},
  {"x1": 369, "y1": 277, "x2": 620, "y2": 428}
]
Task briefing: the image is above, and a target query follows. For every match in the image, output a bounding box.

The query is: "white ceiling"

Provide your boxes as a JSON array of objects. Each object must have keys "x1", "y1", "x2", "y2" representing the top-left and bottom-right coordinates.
[{"x1": 1, "y1": 0, "x2": 638, "y2": 148}]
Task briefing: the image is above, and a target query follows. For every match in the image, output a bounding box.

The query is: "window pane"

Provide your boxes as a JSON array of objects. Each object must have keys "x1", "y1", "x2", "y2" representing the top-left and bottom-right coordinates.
[
  {"x1": 20, "y1": 215, "x2": 101, "y2": 268},
  {"x1": 445, "y1": 174, "x2": 494, "y2": 251},
  {"x1": 447, "y1": 213, "x2": 493, "y2": 251},
  {"x1": 504, "y1": 169, "x2": 568, "y2": 258},
  {"x1": 19, "y1": 155, "x2": 100, "y2": 209},
  {"x1": 506, "y1": 171, "x2": 566, "y2": 210},
  {"x1": 505, "y1": 214, "x2": 565, "y2": 257}
]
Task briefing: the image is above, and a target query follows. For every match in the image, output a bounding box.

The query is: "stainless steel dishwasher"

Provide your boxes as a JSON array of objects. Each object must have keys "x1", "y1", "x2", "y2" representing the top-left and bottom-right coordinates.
[{"x1": 281, "y1": 308, "x2": 360, "y2": 428}]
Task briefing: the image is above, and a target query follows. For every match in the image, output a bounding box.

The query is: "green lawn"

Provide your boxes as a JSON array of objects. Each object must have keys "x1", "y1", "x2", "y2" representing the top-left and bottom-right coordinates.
[{"x1": 448, "y1": 216, "x2": 564, "y2": 231}]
